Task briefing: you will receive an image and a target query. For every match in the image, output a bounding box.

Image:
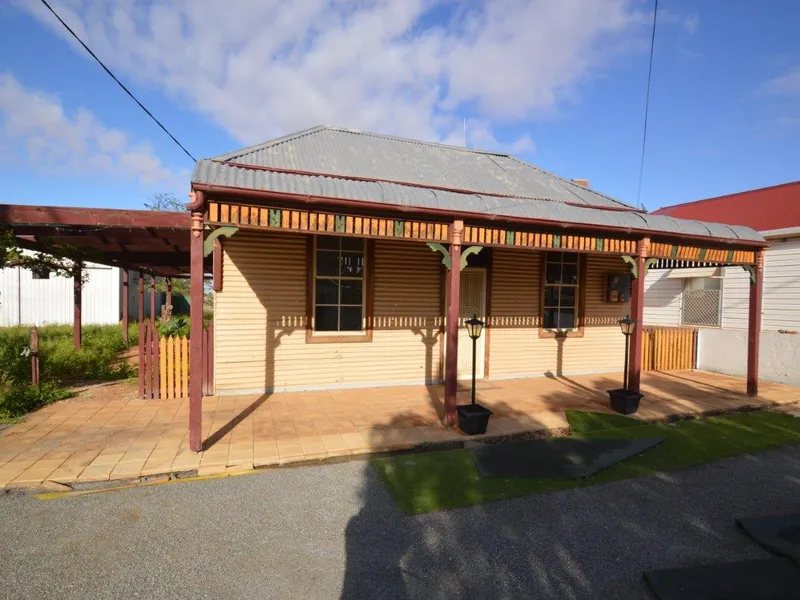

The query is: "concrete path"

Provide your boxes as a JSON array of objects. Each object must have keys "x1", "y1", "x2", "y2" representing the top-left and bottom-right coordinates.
[{"x1": 2, "y1": 446, "x2": 800, "y2": 599}]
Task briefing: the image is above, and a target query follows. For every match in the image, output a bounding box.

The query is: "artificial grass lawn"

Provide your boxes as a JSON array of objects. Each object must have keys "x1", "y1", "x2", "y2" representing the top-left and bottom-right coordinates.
[{"x1": 370, "y1": 409, "x2": 800, "y2": 515}]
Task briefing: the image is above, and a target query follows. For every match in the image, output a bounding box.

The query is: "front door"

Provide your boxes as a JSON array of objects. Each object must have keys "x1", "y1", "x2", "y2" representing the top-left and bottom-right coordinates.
[{"x1": 457, "y1": 269, "x2": 486, "y2": 380}]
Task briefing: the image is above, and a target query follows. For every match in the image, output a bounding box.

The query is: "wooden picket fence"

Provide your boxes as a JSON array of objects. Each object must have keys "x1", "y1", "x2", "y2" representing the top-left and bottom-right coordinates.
[
  {"x1": 641, "y1": 327, "x2": 697, "y2": 372},
  {"x1": 139, "y1": 321, "x2": 213, "y2": 399}
]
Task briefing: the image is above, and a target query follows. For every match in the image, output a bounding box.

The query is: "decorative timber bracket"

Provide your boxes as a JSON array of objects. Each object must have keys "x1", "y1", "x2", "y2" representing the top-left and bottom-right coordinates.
[
  {"x1": 621, "y1": 255, "x2": 658, "y2": 279},
  {"x1": 742, "y1": 264, "x2": 757, "y2": 285},
  {"x1": 203, "y1": 226, "x2": 238, "y2": 257},
  {"x1": 426, "y1": 242, "x2": 483, "y2": 270}
]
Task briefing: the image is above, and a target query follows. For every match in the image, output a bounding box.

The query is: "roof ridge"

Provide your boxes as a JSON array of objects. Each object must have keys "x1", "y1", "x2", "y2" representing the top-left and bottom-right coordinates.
[{"x1": 657, "y1": 179, "x2": 800, "y2": 212}]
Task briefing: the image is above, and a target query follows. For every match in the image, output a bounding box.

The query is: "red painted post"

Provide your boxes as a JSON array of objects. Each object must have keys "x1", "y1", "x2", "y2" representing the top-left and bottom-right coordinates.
[
  {"x1": 31, "y1": 326, "x2": 39, "y2": 386},
  {"x1": 143, "y1": 320, "x2": 151, "y2": 399},
  {"x1": 138, "y1": 273, "x2": 145, "y2": 399},
  {"x1": 152, "y1": 308, "x2": 160, "y2": 400},
  {"x1": 444, "y1": 220, "x2": 464, "y2": 427},
  {"x1": 121, "y1": 270, "x2": 129, "y2": 344},
  {"x1": 150, "y1": 274, "x2": 157, "y2": 326},
  {"x1": 628, "y1": 238, "x2": 649, "y2": 394},
  {"x1": 747, "y1": 250, "x2": 765, "y2": 396},
  {"x1": 73, "y1": 262, "x2": 83, "y2": 350},
  {"x1": 189, "y1": 200, "x2": 205, "y2": 451}
]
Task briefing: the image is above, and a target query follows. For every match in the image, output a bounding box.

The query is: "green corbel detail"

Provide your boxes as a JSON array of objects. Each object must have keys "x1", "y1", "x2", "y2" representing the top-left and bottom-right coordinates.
[
  {"x1": 643, "y1": 257, "x2": 659, "y2": 278},
  {"x1": 698, "y1": 248, "x2": 707, "y2": 261},
  {"x1": 269, "y1": 209, "x2": 281, "y2": 227},
  {"x1": 335, "y1": 215, "x2": 346, "y2": 232},
  {"x1": 621, "y1": 255, "x2": 638, "y2": 279},
  {"x1": 553, "y1": 234, "x2": 561, "y2": 248},
  {"x1": 394, "y1": 221, "x2": 405, "y2": 237},
  {"x1": 427, "y1": 242, "x2": 452, "y2": 270},
  {"x1": 203, "y1": 226, "x2": 239, "y2": 257},
  {"x1": 460, "y1": 246, "x2": 483, "y2": 270},
  {"x1": 595, "y1": 238, "x2": 604, "y2": 252},
  {"x1": 505, "y1": 231, "x2": 515, "y2": 245},
  {"x1": 742, "y1": 264, "x2": 757, "y2": 285}
]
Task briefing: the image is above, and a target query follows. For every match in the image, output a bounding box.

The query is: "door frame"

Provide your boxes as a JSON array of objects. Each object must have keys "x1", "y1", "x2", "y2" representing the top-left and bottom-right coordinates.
[{"x1": 443, "y1": 267, "x2": 487, "y2": 380}]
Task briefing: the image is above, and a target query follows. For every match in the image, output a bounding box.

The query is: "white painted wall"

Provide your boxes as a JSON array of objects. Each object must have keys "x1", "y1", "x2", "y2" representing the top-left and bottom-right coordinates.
[
  {"x1": 697, "y1": 328, "x2": 800, "y2": 386},
  {"x1": 0, "y1": 262, "x2": 122, "y2": 326},
  {"x1": 643, "y1": 269, "x2": 682, "y2": 326},
  {"x1": 644, "y1": 237, "x2": 800, "y2": 332}
]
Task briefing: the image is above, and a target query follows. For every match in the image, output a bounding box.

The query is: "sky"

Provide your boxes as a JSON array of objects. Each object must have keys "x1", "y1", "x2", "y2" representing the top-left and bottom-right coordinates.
[{"x1": 0, "y1": 0, "x2": 798, "y2": 212}]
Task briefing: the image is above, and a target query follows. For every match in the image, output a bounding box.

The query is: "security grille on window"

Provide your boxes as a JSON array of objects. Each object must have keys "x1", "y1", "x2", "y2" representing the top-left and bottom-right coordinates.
[
  {"x1": 681, "y1": 274, "x2": 722, "y2": 327},
  {"x1": 543, "y1": 252, "x2": 580, "y2": 330},
  {"x1": 314, "y1": 236, "x2": 366, "y2": 332}
]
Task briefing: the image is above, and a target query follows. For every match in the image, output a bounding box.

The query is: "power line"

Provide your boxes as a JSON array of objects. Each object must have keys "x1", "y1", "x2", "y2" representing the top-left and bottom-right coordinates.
[
  {"x1": 636, "y1": 0, "x2": 658, "y2": 209},
  {"x1": 39, "y1": 0, "x2": 197, "y2": 163}
]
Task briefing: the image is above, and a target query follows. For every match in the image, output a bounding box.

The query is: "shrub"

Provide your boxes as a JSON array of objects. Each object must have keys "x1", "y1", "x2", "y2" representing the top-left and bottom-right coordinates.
[
  {"x1": 0, "y1": 382, "x2": 72, "y2": 420},
  {"x1": 0, "y1": 324, "x2": 134, "y2": 386}
]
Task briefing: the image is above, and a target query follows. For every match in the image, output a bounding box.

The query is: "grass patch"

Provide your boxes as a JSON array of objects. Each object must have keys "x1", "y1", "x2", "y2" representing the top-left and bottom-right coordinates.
[{"x1": 370, "y1": 410, "x2": 800, "y2": 515}]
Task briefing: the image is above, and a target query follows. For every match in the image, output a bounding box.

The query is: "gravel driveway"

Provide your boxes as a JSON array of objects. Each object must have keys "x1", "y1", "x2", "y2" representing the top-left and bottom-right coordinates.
[{"x1": 2, "y1": 445, "x2": 799, "y2": 599}]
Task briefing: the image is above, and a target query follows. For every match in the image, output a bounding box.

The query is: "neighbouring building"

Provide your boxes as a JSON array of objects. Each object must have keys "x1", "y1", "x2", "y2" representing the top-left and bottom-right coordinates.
[{"x1": 644, "y1": 181, "x2": 800, "y2": 385}]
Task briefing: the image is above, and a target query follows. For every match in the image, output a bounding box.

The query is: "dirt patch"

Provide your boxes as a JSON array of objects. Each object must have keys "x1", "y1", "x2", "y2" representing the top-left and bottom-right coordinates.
[{"x1": 64, "y1": 379, "x2": 139, "y2": 404}]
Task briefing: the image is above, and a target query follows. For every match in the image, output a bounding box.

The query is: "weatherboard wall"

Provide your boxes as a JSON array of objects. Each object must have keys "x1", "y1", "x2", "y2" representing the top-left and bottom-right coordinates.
[
  {"x1": 487, "y1": 250, "x2": 630, "y2": 379},
  {"x1": 214, "y1": 232, "x2": 443, "y2": 393}
]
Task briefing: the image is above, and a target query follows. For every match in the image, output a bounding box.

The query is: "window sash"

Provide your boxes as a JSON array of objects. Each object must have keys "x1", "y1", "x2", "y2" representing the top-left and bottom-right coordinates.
[
  {"x1": 543, "y1": 252, "x2": 580, "y2": 331},
  {"x1": 313, "y1": 236, "x2": 366, "y2": 333}
]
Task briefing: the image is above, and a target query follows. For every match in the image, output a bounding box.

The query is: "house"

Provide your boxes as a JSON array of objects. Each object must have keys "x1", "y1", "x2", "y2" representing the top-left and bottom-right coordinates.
[
  {"x1": 644, "y1": 181, "x2": 800, "y2": 385},
  {"x1": 182, "y1": 126, "x2": 766, "y2": 450},
  {"x1": 0, "y1": 127, "x2": 769, "y2": 452}
]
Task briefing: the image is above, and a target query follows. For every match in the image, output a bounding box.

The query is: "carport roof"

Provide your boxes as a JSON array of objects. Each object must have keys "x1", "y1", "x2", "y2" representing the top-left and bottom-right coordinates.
[{"x1": 0, "y1": 204, "x2": 194, "y2": 277}]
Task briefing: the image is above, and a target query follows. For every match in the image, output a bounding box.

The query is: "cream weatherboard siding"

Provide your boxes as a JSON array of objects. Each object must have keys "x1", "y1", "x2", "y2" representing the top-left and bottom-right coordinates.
[
  {"x1": 487, "y1": 249, "x2": 629, "y2": 378},
  {"x1": 214, "y1": 232, "x2": 442, "y2": 394},
  {"x1": 643, "y1": 270, "x2": 683, "y2": 326}
]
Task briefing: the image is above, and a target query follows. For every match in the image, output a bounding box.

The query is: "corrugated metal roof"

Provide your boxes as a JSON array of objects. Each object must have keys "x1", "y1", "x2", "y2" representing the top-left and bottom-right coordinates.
[
  {"x1": 210, "y1": 126, "x2": 634, "y2": 210},
  {"x1": 192, "y1": 159, "x2": 765, "y2": 243},
  {"x1": 654, "y1": 180, "x2": 800, "y2": 232}
]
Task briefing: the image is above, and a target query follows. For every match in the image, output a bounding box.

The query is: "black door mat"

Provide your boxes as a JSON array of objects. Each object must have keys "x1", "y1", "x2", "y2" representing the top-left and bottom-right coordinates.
[
  {"x1": 643, "y1": 557, "x2": 800, "y2": 600},
  {"x1": 468, "y1": 436, "x2": 665, "y2": 479},
  {"x1": 738, "y1": 513, "x2": 800, "y2": 565}
]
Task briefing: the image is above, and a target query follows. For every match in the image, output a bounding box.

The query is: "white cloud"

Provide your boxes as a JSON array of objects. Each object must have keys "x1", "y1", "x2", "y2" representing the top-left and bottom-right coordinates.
[
  {"x1": 0, "y1": 72, "x2": 186, "y2": 187},
  {"x1": 682, "y1": 15, "x2": 699, "y2": 34},
  {"x1": 760, "y1": 66, "x2": 800, "y2": 97},
  {"x1": 17, "y1": 0, "x2": 649, "y2": 153}
]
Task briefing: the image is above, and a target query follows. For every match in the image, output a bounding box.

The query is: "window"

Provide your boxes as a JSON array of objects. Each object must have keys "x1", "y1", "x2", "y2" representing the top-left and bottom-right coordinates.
[
  {"x1": 313, "y1": 236, "x2": 366, "y2": 333},
  {"x1": 542, "y1": 252, "x2": 581, "y2": 331},
  {"x1": 681, "y1": 274, "x2": 722, "y2": 327}
]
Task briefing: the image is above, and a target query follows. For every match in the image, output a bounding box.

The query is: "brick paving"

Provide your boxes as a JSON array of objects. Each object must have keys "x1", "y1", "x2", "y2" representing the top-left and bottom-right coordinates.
[{"x1": 1, "y1": 370, "x2": 798, "y2": 489}]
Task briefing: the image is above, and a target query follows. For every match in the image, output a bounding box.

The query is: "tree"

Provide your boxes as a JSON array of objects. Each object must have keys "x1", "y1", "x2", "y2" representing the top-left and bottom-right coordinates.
[
  {"x1": 144, "y1": 192, "x2": 190, "y2": 295},
  {"x1": 0, "y1": 228, "x2": 87, "y2": 280},
  {"x1": 144, "y1": 192, "x2": 185, "y2": 212}
]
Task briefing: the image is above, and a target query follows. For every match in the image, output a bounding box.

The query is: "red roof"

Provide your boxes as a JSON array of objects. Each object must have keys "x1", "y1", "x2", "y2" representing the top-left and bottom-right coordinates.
[{"x1": 653, "y1": 181, "x2": 800, "y2": 232}]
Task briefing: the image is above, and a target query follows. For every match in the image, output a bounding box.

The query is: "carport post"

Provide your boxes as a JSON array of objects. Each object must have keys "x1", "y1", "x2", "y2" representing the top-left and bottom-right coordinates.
[
  {"x1": 138, "y1": 273, "x2": 145, "y2": 398},
  {"x1": 166, "y1": 277, "x2": 173, "y2": 310},
  {"x1": 444, "y1": 220, "x2": 464, "y2": 427},
  {"x1": 188, "y1": 193, "x2": 205, "y2": 452},
  {"x1": 628, "y1": 238, "x2": 649, "y2": 394},
  {"x1": 150, "y1": 274, "x2": 157, "y2": 325},
  {"x1": 73, "y1": 262, "x2": 83, "y2": 350},
  {"x1": 747, "y1": 249, "x2": 765, "y2": 396},
  {"x1": 121, "y1": 270, "x2": 129, "y2": 344}
]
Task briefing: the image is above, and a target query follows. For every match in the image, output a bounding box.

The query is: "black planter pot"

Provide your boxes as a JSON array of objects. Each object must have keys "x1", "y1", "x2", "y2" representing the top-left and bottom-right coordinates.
[
  {"x1": 457, "y1": 404, "x2": 493, "y2": 435},
  {"x1": 608, "y1": 388, "x2": 643, "y2": 415}
]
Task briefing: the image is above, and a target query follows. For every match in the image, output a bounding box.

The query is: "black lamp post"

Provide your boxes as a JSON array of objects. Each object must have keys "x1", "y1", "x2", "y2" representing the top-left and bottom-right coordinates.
[
  {"x1": 465, "y1": 313, "x2": 485, "y2": 405},
  {"x1": 618, "y1": 314, "x2": 636, "y2": 390}
]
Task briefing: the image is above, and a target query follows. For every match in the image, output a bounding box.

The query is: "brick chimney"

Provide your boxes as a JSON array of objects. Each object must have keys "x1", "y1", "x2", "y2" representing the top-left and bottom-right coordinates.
[{"x1": 572, "y1": 178, "x2": 589, "y2": 188}]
